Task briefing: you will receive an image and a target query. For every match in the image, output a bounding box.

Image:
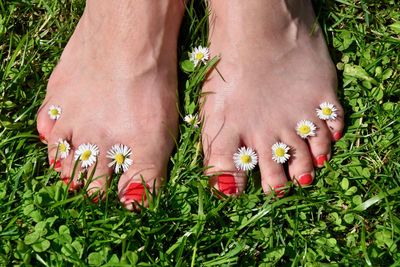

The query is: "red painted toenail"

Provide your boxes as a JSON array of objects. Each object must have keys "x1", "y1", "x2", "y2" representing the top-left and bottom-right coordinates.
[
  {"x1": 39, "y1": 133, "x2": 46, "y2": 143},
  {"x1": 217, "y1": 174, "x2": 237, "y2": 195},
  {"x1": 333, "y1": 131, "x2": 342, "y2": 141},
  {"x1": 124, "y1": 183, "x2": 148, "y2": 202},
  {"x1": 298, "y1": 173, "x2": 313, "y2": 186},
  {"x1": 316, "y1": 155, "x2": 328, "y2": 167},
  {"x1": 61, "y1": 177, "x2": 79, "y2": 191},
  {"x1": 92, "y1": 196, "x2": 99, "y2": 204},
  {"x1": 50, "y1": 159, "x2": 62, "y2": 169},
  {"x1": 273, "y1": 184, "x2": 286, "y2": 198}
]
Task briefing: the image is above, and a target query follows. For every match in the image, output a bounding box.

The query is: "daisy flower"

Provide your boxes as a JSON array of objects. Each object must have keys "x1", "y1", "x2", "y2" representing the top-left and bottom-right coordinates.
[
  {"x1": 316, "y1": 102, "x2": 338, "y2": 120},
  {"x1": 233, "y1": 146, "x2": 258, "y2": 171},
  {"x1": 107, "y1": 144, "x2": 133, "y2": 173},
  {"x1": 48, "y1": 105, "x2": 62, "y2": 120},
  {"x1": 272, "y1": 142, "x2": 290, "y2": 164},
  {"x1": 184, "y1": 114, "x2": 200, "y2": 128},
  {"x1": 190, "y1": 46, "x2": 210, "y2": 67},
  {"x1": 74, "y1": 143, "x2": 99, "y2": 169},
  {"x1": 56, "y1": 139, "x2": 71, "y2": 159},
  {"x1": 295, "y1": 120, "x2": 317, "y2": 139}
]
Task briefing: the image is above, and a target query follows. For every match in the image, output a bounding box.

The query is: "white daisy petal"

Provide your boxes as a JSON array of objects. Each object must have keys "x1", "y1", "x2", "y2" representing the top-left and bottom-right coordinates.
[
  {"x1": 106, "y1": 144, "x2": 133, "y2": 173},
  {"x1": 56, "y1": 138, "x2": 71, "y2": 159},
  {"x1": 184, "y1": 114, "x2": 200, "y2": 128},
  {"x1": 48, "y1": 105, "x2": 62, "y2": 120},
  {"x1": 295, "y1": 120, "x2": 317, "y2": 139},
  {"x1": 316, "y1": 102, "x2": 338, "y2": 120},
  {"x1": 233, "y1": 146, "x2": 258, "y2": 171},
  {"x1": 74, "y1": 143, "x2": 99, "y2": 169},
  {"x1": 272, "y1": 142, "x2": 290, "y2": 164},
  {"x1": 189, "y1": 45, "x2": 210, "y2": 67}
]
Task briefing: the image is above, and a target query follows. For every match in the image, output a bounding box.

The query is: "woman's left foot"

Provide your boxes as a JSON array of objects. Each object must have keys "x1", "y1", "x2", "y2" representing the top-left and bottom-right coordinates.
[{"x1": 202, "y1": 0, "x2": 344, "y2": 196}]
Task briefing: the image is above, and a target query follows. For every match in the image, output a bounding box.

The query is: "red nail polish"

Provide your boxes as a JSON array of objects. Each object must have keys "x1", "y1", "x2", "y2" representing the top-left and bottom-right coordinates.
[
  {"x1": 61, "y1": 177, "x2": 79, "y2": 191},
  {"x1": 124, "y1": 183, "x2": 148, "y2": 202},
  {"x1": 217, "y1": 174, "x2": 237, "y2": 195},
  {"x1": 316, "y1": 155, "x2": 327, "y2": 167},
  {"x1": 92, "y1": 196, "x2": 99, "y2": 204},
  {"x1": 298, "y1": 173, "x2": 313, "y2": 186},
  {"x1": 39, "y1": 133, "x2": 46, "y2": 142},
  {"x1": 273, "y1": 184, "x2": 286, "y2": 198},
  {"x1": 50, "y1": 159, "x2": 62, "y2": 169},
  {"x1": 333, "y1": 131, "x2": 342, "y2": 141}
]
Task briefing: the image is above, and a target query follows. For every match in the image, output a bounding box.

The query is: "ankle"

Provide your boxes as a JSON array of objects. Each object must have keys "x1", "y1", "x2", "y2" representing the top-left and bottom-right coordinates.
[{"x1": 209, "y1": 0, "x2": 316, "y2": 43}]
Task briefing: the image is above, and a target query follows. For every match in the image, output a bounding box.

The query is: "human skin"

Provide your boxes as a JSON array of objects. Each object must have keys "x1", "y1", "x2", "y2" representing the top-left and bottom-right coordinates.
[
  {"x1": 202, "y1": 0, "x2": 344, "y2": 196},
  {"x1": 37, "y1": 0, "x2": 184, "y2": 210}
]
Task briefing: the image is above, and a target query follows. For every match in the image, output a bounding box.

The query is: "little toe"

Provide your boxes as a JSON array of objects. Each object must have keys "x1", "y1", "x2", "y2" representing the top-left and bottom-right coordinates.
[
  {"x1": 37, "y1": 102, "x2": 59, "y2": 144},
  {"x1": 308, "y1": 121, "x2": 332, "y2": 168},
  {"x1": 258, "y1": 145, "x2": 288, "y2": 197},
  {"x1": 284, "y1": 133, "x2": 315, "y2": 186},
  {"x1": 203, "y1": 129, "x2": 246, "y2": 197},
  {"x1": 321, "y1": 100, "x2": 345, "y2": 142}
]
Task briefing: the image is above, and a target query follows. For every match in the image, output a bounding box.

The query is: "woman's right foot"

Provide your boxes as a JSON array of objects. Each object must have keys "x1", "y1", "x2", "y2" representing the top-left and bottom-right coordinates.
[{"x1": 36, "y1": 0, "x2": 184, "y2": 210}]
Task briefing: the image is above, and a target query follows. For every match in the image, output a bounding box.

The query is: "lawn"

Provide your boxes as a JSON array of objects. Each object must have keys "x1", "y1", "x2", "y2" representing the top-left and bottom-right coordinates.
[{"x1": 0, "y1": 0, "x2": 399, "y2": 266}]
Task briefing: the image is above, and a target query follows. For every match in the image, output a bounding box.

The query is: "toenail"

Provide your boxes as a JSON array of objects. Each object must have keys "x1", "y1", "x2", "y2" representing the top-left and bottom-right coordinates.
[
  {"x1": 61, "y1": 177, "x2": 80, "y2": 191},
  {"x1": 91, "y1": 195, "x2": 99, "y2": 204},
  {"x1": 217, "y1": 174, "x2": 237, "y2": 195},
  {"x1": 298, "y1": 173, "x2": 313, "y2": 186},
  {"x1": 333, "y1": 131, "x2": 342, "y2": 141},
  {"x1": 273, "y1": 184, "x2": 287, "y2": 198},
  {"x1": 124, "y1": 183, "x2": 148, "y2": 203},
  {"x1": 315, "y1": 154, "x2": 328, "y2": 167},
  {"x1": 39, "y1": 133, "x2": 47, "y2": 143},
  {"x1": 50, "y1": 159, "x2": 62, "y2": 169}
]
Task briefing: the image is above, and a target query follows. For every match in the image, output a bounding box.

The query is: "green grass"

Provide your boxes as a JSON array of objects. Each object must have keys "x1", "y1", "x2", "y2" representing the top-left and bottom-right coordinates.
[{"x1": 1, "y1": 0, "x2": 399, "y2": 266}]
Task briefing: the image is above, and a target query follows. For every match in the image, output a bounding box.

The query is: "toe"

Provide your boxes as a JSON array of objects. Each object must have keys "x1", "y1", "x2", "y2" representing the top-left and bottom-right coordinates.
[
  {"x1": 324, "y1": 101, "x2": 345, "y2": 142},
  {"x1": 60, "y1": 149, "x2": 82, "y2": 192},
  {"x1": 37, "y1": 102, "x2": 56, "y2": 144},
  {"x1": 85, "y1": 144, "x2": 113, "y2": 202},
  {"x1": 257, "y1": 143, "x2": 288, "y2": 197},
  {"x1": 284, "y1": 133, "x2": 315, "y2": 186},
  {"x1": 203, "y1": 128, "x2": 246, "y2": 197},
  {"x1": 117, "y1": 141, "x2": 169, "y2": 211},
  {"x1": 308, "y1": 121, "x2": 332, "y2": 168},
  {"x1": 118, "y1": 162, "x2": 165, "y2": 211}
]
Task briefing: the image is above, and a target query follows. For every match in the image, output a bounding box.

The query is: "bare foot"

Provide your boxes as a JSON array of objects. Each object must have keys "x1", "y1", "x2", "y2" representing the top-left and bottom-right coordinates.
[
  {"x1": 202, "y1": 0, "x2": 344, "y2": 196},
  {"x1": 36, "y1": 0, "x2": 184, "y2": 210}
]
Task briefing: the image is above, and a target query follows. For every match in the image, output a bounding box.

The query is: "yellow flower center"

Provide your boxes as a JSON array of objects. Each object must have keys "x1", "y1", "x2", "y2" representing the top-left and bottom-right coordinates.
[
  {"x1": 50, "y1": 109, "x2": 59, "y2": 116},
  {"x1": 81, "y1": 150, "x2": 92, "y2": 161},
  {"x1": 298, "y1": 125, "x2": 311, "y2": 135},
  {"x1": 240, "y1": 154, "x2": 252, "y2": 164},
  {"x1": 115, "y1": 153, "x2": 125, "y2": 165},
  {"x1": 59, "y1": 143, "x2": 67, "y2": 152},
  {"x1": 322, "y1": 107, "x2": 332, "y2": 116},
  {"x1": 195, "y1": 52, "x2": 204, "y2": 60},
  {"x1": 275, "y1": 148, "x2": 286, "y2": 157}
]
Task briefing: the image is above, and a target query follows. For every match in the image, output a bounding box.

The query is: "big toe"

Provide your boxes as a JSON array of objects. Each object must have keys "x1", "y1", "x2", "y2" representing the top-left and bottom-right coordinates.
[
  {"x1": 203, "y1": 127, "x2": 247, "y2": 197},
  {"x1": 118, "y1": 162, "x2": 165, "y2": 211}
]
